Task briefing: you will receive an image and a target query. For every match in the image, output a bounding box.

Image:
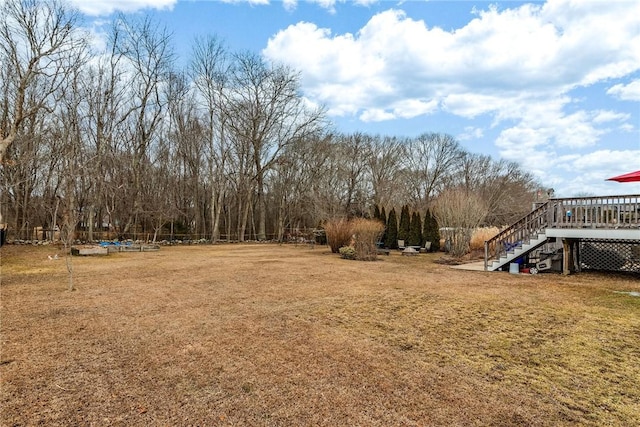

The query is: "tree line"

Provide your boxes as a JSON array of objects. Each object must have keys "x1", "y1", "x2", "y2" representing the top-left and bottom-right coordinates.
[{"x1": 0, "y1": 0, "x2": 542, "y2": 243}]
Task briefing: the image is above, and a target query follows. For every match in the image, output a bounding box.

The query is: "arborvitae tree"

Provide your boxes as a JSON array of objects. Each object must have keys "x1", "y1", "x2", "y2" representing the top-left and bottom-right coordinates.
[
  {"x1": 409, "y1": 211, "x2": 422, "y2": 247},
  {"x1": 373, "y1": 205, "x2": 381, "y2": 221},
  {"x1": 431, "y1": 212, "x2": 441, "y2": 252},
  {"x1": 380, "y1": 206, "x2": 388, "y2": 246},
  {"x1": 385, "y1": 208, "x2": 398, "y2": 249},
  {"x1": 398, "y1": 205, "x2": 410, "y2": 242},
  {"x1": 423, "y1": 208, "x2": 440, "y2": 252}
]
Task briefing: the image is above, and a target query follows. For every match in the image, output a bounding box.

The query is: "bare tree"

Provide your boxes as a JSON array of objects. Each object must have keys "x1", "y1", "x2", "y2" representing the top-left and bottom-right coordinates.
[
  {"x1": 228, "y1": 129, "x2": 255, "y2": 242},
  {"x1": 403, "y1": 133, "x2": 464, "y2": 212},
  {"x1": 113, "y1": 15, "x2": 174, "y2": 238},
  {"x1": 190, "y1": 36, "x2": 231, "y2": 242},
  {"x1": 302, "y1": 135, "x2": 350, "y2": 221},
  {"x1": 366, "y1": 135, "x2": 405, "y2": 209},
  {"x1": 145, "y1": 134, "x2": 178, "y2": 243},
  {"x1": 165, "y1": 71, "x2": 208, "y2": 239},
  {"x1": 223, "y1": 52, "x2": 326, "y2": 240},
  {"x1": 0, "y1": 0, "x2": 86, "y2": 163},
  {"x1": 336, "y1": 133, "x2": 371, "y2": 217},
  {"x1": 56, "y1": 59, "x2": 90, "y2": 290},
  {"x1": 0, "y1": 0, "x2": 86, "y2": 230},
  {"x1": 267, "y1": 132, "x2": 330, "y2": 240},
  {"x1": 432, "y1": 188, "x2": 488, "y2": 258},
  {"x1": 457, "y1": 153, "x2": 539, "y2": 225},
  {"x1": 81, "y1": 26, "x2": 129, "y2": 241}
]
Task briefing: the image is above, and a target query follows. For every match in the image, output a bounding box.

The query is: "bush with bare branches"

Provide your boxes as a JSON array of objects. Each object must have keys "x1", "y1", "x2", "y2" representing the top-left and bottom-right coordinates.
[
  {"x1": 432, "y1": 189, "x2": 488, "y2": 258},
  {"x1": 323, "y1": 218, "x2": 354, "y2": 253}
]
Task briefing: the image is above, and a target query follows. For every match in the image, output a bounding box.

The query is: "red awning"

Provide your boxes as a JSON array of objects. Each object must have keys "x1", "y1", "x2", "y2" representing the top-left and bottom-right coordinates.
[{"x1": 606, "y1": 170, "x2": 640, "y2": 183}]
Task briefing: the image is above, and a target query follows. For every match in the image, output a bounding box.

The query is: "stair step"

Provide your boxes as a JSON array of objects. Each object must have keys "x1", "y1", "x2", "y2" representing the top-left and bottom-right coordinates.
[{"x1": 487, "y1": 233, "x2": 549, "y2": 271}]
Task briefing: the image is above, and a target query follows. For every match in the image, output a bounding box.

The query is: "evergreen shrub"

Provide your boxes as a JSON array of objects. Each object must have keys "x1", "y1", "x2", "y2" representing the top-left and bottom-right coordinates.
[
  {"x1": 339, "y1": 246, "x2": 356, "y2": 260},
  {"x1": 385, "y1": 208, "x2": 398, "y2": 249},
  {"x1": 409, "y1": 211, "x2": 422, "y2": 247},
  {"x1": 398, "y1": 205, "x2": 410, "y2": 242},
  {"x1": 423, "y1": 209, "x2": 440, "y2": 252}
]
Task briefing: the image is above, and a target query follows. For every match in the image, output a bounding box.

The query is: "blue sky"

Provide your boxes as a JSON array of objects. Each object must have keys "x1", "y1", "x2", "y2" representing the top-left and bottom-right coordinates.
[{"x1": 78, "y1": 0, "x2": 640, "y2": 197}]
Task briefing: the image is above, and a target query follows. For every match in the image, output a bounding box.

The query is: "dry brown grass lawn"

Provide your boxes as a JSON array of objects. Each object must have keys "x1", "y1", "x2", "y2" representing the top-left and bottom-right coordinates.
[{"x1": 1, "y1": 243, "x2": 639, "y2": 426}]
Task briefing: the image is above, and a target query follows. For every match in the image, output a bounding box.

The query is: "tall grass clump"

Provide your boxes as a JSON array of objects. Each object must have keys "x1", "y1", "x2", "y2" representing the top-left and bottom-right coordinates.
[
  {"x1": 324, "y1": 218, "x2": 354, "y2": 253},
  {"x1": 351, "y1": 218, "x2": 385, "y2": 261},
  {"x1": 470, "y1": 227, "x2": 501, "y2": 251}
]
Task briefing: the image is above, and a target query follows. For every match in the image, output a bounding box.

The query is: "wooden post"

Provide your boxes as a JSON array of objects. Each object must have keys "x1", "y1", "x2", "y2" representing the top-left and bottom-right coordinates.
[
  {"x1": 574, "y1": 240, "x2": 581, "y2": 273},
  {"x1": 484, "y1": 241, "x2": 489, "y2": 271},
  {"x1": 562, "y1": 238, "x2": 571, "y2": 275}
]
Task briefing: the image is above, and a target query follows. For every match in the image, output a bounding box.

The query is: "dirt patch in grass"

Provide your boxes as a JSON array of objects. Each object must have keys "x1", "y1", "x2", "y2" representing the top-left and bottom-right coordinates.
[{"x1": 1, "y1": 244, "x2": 639, "y2": 426}]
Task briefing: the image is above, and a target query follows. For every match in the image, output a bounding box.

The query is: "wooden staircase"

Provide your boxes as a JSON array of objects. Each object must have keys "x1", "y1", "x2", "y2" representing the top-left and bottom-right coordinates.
[
  {"x1": 484, "y1": 195, "x2": 640, "y2": 272},
  {"x1": 484, "y1": 202, "x2": 551, "y2": 271},
  {"x1": 486, "y1": 233, "x2": 549, "y2": 271}
]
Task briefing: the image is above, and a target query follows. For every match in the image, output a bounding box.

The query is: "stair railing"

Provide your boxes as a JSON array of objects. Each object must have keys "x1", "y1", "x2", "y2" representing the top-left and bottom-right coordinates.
[
  {"x1": 484, "y1": 201, "x2": 551, "y2": 270},
  {"x1": 547, "y1": 194, "x2": 640, "y2": 229}
]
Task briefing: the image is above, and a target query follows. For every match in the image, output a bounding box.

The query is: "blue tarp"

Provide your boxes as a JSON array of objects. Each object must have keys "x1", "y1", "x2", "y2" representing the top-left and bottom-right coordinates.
[{"x1": 99, "y1": 241, "x2": 132, "y2": 247}]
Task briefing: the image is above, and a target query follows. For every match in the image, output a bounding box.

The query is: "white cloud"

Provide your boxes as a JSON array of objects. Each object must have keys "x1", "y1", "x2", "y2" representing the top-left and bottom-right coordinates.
[
  {"x1": 607, "y1": 80, "x2": 640, "y2": 101},
  {"x1": 281, "y1": 0, "x2": 337, "y2": 13},
  {"x1": 458, "y1": 127, "x2": 484, "y2": 141},
  {"x1": 493, "y1": 95, "x2": 608, "y2": 163},
  {"x1": 358, "y1": 98, "x2": 438, "y2": 122},
  {"x1": 221, "y1": 0, "x2": 269, "y2": 5},
  {"x1": 442, "y1": 93, "x2": 517, "y2": 120},
  {"x1": 70, "y1": 0, "x2": 177, "y2": 16},
  {"x1": 86, "y1": 20, "x2": 109, "y2": 53},
  {"x1": 359, "y1": 109, "x2": 395, "y2": 122},
  {"x1": 264, "y1": 2, "x2": 640, "y2": 125},
  {"x1": 571, "y1": 150, "x2": 640, "y2": 171},
  {"x1": 495, "y1": 125, "x2": 550, "y2": 161},
  {"x1": 251, "y1": 0, "x2": 379, "y2": 13},
  {"x1": 391, "y1": 99, "x2": 439, "y2": 119},
  {"x1": 559, "y1": 149, "x2": 640, "y2": 196},
  {"x1": 592, "y1": 110, "x2": 630, "y2": 124},
  {"x1": 510, "y1": 147, "x2": 640, "y2": 197},
  {"x1": 619, "y1": 123, "x2": 635, "y2": 133},
  {"x1": 308, "y1": 0, "x2": 338, "y2": 13},
  {"x1": 283, "y1": 0, "x2": 297, "y2": 11}
]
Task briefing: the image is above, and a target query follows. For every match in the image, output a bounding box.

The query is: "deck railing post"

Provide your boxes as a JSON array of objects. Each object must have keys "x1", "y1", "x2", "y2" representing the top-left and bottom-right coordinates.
[{"x1": 484, "y1": 241, "x2": 488, "y2": 271}]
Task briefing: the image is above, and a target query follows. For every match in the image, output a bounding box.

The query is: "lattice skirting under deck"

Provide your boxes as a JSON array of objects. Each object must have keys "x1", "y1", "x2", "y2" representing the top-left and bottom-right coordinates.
[{"x1": 580, "y1": 239, "x2": 640, "y2": 273}]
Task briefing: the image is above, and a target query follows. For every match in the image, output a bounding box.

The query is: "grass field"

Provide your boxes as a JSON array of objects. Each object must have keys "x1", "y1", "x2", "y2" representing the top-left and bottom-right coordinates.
[{"x1": 1, "y1": 243, "x2": 639, "y2": 426}]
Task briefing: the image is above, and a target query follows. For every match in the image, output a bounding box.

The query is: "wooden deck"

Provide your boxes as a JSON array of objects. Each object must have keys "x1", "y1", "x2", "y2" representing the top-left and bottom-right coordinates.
[
  {"x1": 546, "y1": 194, "x2": 640, "y2": 230},
  {"x1": 485, "y1": 194, "x2": 640, "y2": 272}
]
